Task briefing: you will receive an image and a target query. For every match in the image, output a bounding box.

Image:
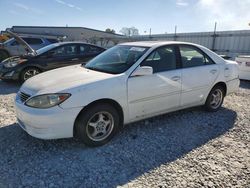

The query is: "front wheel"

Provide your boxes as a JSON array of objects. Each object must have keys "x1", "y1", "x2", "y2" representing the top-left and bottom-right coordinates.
[
  {"x1": 20, "y1": 67, "x2": 41, "y2": 82},
  {"x1": 205, "y1": 86, "x2": 225, "y2": 112},
  {"x1": 75, "y1": 103, "x2": 120, "y2": 147}
]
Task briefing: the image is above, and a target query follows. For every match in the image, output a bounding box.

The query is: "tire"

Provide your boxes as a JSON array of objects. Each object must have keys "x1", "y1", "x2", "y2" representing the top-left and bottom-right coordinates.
[
  {"x1": 0, "y1": 50, "x2": 10, "y2": 62},
  {"x1": 205, "y1": 85, "x2": 225, "y2": 112},
  {"x1": 20, "y1": 67, "x2": 41, "y2": 82},
  {"x1": 75, "y1": 103, "x2": 120, "y2": 147}
]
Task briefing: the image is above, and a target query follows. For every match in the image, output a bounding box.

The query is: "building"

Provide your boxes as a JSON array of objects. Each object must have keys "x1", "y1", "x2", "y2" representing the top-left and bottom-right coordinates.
[
  {"x1": 6, "y1": 26, "x2": 250, "y2": 58},
  {"x1": 132, "y1": 30, "x2": 250, "y2": 58}
]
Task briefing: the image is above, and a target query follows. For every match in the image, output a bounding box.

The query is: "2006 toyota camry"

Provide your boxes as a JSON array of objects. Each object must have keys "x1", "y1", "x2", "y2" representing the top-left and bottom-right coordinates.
[{"x1": 15, "y1": 41, "x2": 239, "y2": 146}]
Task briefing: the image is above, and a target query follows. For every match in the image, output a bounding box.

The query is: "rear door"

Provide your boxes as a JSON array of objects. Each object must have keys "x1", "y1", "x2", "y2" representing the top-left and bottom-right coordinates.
[{"x1": 179, "y1": 45, "x2": 219, "y2": 106}]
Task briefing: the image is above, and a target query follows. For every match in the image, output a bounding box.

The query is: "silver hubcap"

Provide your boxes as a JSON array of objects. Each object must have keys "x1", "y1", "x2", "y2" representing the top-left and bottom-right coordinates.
[
  {"x1": 210, "y1": 89, "x2": 223, "y2": 109},
  {"x1": 86, "y1": 112, "x2": 114, "y2": 141},
  {"x1": 23, "y1": 69, "x2": 40, "y2": 80}
]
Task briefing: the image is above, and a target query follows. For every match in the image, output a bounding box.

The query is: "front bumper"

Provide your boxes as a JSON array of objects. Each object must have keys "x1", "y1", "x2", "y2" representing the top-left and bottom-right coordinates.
[
  {"x1": 0, "y1": 64, "x2": 19, "y2": 80},
  {"x1": 15, "y1": 94, "x2": 83, "y2": 139}
]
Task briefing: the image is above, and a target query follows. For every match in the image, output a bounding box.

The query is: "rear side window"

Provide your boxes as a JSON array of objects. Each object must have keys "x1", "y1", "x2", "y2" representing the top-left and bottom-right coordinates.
[
  {"x1": 180, "y1": 46, "x2": 214, "y2": 68},
  {"x1": 79, "y1": 45, "x2": 86, "y2": 54},
  {"x1": 22, "y1": 38, "x2": 43, "y2": 45},
  {"x1": 141, "y1": 46, "x2": 177, "y2": 73},
  {"x1": 88, "y1": 45, "x2": 103, "y2": 54}
]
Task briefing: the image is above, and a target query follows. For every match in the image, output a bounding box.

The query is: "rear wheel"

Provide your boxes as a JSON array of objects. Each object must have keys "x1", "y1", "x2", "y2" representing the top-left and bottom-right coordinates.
[
  {"x1": 75, "y1": 103, "x2": 120, "y2": 147},
  {"x1": 205, "y1": 86, "x2": 225, "y2": 112},
  {"x1": 20, "y1": 67, "x2": 41, "y2": 82},
  {"x1": 0, "y1": 50, "x2": 9, "y2": 62}
]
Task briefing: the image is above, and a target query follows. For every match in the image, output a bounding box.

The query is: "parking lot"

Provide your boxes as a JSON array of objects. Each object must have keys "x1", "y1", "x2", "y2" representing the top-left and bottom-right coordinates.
[{"x1": 0, "y1": 80, "x2": 249, "y2": 187}]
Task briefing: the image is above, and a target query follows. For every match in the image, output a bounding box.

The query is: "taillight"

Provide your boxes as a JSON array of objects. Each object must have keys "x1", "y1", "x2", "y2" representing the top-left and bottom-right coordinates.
[{"x1": 246, "y1": 62, "x2": 250, "y2": 67}]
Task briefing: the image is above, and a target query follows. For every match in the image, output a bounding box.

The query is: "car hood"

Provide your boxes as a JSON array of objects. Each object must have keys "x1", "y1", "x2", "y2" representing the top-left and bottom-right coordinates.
[
  {"x1": 21, "y1": 65, "x2": 116, "y2": 95},
  {"x1": 6, "y1": 30, "x2": 36, "y2": 55}
]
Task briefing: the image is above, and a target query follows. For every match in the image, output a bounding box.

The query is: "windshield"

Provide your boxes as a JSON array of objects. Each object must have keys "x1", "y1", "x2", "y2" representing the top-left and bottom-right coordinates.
[
  {"x1": 36, "y1": 43, "x2": 61, "y2": 55},
  {"x1": 85, "y1": 45, "x2": 149, "y2": 74}
]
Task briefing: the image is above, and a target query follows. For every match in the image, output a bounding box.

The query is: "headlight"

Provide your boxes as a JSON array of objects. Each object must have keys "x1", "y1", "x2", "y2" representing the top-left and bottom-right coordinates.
[
  {"x1": 25, "y1": 93, "x2": 71, "y2": 108},
  {"x1": 3, "y1": 57, "x2": 27, "y2": 68},
  {"x1": 4, "y1": 61, "x2": 19, "y2": 68}
]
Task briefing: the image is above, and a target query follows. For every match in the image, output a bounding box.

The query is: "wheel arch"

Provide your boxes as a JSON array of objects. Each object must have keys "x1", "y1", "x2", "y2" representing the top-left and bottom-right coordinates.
[
  {"x1": 212, "y1": 81, "x2": 227, "y2": 96},
  {"x1": 73, "y1": 98, "x2": 124, "y2": 138},
  {"x1": 19, "y1": 66, "x2": 43, "y2": 80}
]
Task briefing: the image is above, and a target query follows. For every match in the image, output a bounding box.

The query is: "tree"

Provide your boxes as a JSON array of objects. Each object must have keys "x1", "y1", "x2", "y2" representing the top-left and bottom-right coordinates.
[
  {"x1": 105, "y1": 28, "x2": 116, "y2": 34},
  {"x1": 119, "y1": 27, "x2": 139, "y2": 36}
]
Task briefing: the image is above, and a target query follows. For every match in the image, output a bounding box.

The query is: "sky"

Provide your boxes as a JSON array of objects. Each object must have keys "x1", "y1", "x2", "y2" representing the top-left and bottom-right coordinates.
[{"x1": 0, "y1": 0, "x2": 250, "y2": 35}]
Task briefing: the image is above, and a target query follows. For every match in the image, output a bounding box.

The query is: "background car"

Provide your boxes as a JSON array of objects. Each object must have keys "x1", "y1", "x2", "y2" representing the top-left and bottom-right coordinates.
[
  {"x1": 235, "y1": 55, "x2": 250, "y2": 80},
  {"x1": 0, "y1": 36, "x2": 58, "y2": 61},
  {"x1": 15, "y1": 41, "x2": 239, "y2": 147},
  {"x1": 0, "y1": 42, "x2": 105, "y2": 82}
]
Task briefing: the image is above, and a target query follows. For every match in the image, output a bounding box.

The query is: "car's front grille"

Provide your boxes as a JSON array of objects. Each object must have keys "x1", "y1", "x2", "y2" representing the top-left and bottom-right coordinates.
[{"x1": 19, "y1": 92, "x2": 31, "y2": 103}]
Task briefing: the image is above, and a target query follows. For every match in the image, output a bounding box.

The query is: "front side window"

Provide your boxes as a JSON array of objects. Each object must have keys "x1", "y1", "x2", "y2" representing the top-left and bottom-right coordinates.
[
  {"x1": 85, "y1": 45, "x2": 149, "y2": 74},
  {"x1": 180, "y1": 46, "x2": 214, "y2": 68},
  {"x1": 141, "y1": 46, "x2": 177, "y2": 73},
  {"x1": 52, "y1": 45, "x2": 78, "y2": 56}
]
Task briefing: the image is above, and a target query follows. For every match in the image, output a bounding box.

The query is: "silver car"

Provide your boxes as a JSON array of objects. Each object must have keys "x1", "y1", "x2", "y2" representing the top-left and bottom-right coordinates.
[{"x1": 0, "y1": 32, "x2": 58, "y2": 61}]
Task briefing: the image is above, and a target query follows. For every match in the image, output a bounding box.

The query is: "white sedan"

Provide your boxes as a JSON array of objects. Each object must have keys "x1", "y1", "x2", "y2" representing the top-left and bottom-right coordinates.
[{"x1": 15, "y1": 41, "x2": 239, "y2": 146}]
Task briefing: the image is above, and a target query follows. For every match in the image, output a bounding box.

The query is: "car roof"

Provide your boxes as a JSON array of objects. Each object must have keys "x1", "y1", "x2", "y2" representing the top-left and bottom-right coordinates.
[
  {"x1": 119, "y1": 41, "x2": 201, "y2": 48},
  {"x1": 56, "y1": 41, "x2": 105, "y2": 48}
]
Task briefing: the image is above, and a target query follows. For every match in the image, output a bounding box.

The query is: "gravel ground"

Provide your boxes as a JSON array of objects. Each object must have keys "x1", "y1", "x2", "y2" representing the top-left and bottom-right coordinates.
[{"x1": 0, "y1": 80, "x2": 249, "y2": 188}]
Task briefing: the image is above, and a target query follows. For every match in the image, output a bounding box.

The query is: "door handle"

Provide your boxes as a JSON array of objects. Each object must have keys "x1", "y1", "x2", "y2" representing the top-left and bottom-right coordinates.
[
  {"x1": 171, "y1": 76, "x2": 181, "y2": 81},
  {"x1": 71, "y1": 58, "x2": 79, "y2": 61},
  {"x1": 210, "y1": 69, "x2": 217, "y2": 74}
]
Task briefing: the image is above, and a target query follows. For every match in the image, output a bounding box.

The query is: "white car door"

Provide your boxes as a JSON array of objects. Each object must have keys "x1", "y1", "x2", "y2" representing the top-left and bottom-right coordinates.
[
  {"x1": 127, "y1": 46, "x2": 182, "y2": 121},
  {"x1": 179, "y1": 45, "x2": 219, "y2": 106}
]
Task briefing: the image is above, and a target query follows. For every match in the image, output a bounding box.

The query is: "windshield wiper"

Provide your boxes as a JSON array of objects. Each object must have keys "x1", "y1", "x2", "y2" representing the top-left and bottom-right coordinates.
[{"x1": 85, "y1": 66, "x2": 101, "y2": 72}]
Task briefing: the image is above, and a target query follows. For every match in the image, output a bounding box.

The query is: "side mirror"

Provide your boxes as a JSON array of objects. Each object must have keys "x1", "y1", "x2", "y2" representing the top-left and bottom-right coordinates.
[{"x1": 131, "y1": 66, "x2": 153, "y2": 77}]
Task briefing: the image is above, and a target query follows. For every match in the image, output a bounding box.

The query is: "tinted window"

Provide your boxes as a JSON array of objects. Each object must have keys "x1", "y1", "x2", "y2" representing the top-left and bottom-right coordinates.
[
  {"x1": 88, "y1": 46, "x2": 103, "y2": 53},
  {"x1": 22, "y1": 38, "x2": 43, "y2": 45},
  {"x1": 141, "y1": 46, "x2": 176, "y2": 73},
  {"x1": 79, "y1": 45, "x2": 86, "y2": 55},
  {"x1": 11, "y1": 40, "x2": 18, "y2": 46},
  {"x1": 180, "y1": 46, "x2": 214, "y2": 68},
  {"x1": 52, "y1": 45, "x2": 78, "y2": 56},
  {"x1": 46, "y1": 38, "x2": 58, "y2": 43}
]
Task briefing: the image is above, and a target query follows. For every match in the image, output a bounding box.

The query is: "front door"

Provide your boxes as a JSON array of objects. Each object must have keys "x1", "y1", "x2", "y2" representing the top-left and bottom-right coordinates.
[
  {"x1": 128, "y1": 45, "x2": 182, "y2": 121},
  {"x1": 45, "y1": 44, "x2": 80, "y2": 69}
]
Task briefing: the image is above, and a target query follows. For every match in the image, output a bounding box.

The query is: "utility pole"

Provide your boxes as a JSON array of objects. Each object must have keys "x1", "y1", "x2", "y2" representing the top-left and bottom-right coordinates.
[
  {"x1": 212, "y1": 22, "x2": 217, "y2": 51},
  {"x1": 149, "y1": 28, "x2": 152, "y2": 39},
  {"x1": 174, "y1": 25, "x2": 177, "y2": 41}
]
